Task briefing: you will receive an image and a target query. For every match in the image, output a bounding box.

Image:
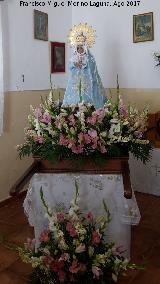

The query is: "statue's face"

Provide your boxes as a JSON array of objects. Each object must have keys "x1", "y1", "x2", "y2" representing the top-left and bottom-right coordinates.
[{"x1": 77, "y1": 46, "x2": 84, "y2": 54}]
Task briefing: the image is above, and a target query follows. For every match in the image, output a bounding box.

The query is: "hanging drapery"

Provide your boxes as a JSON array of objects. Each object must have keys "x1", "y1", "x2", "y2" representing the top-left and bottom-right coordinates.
[{"x1": 0, "y1": 4, "x2": 4, "y2": 135}]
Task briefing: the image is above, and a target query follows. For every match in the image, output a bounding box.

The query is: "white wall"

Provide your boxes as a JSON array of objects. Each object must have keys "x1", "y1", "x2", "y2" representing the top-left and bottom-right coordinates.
[
  {"x1": 3, "y1": 0, "x2": 160, "y2": 90},
  {"x1": 72, "y1": 0, "x2": 160, "y2": 88},
  {"x1": 3, "y1": 0, "x2": 72, "y2": 91}
]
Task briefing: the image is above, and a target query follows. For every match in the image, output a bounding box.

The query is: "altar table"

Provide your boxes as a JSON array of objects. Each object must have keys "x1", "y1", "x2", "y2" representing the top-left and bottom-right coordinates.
[{"x1": 24, "y1": 173, "x2": 140, "y2": 259}]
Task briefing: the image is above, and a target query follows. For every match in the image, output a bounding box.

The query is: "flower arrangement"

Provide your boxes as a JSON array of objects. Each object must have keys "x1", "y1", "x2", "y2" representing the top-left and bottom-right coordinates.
[
  {"x1": 19, "y1": 182, "x2": 141, "y2": 284},
  {"x1": 17, "y1": 93, "x2": 152, "y2": 163}
]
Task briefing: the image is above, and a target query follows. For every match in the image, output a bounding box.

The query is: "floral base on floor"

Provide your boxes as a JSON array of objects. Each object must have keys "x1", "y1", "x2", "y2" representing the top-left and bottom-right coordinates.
[
  {"x1": 19, "y1": 182, "x2": 142, "y2": 284},
  {"x1": 17, "y1": 93, "x2": 152, "y2": 163}
]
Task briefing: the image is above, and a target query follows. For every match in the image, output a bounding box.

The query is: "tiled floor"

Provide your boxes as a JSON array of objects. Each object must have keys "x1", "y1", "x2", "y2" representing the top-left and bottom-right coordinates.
[{"x1": 0, "y1": 192, "x2": 160, "y2": 283}]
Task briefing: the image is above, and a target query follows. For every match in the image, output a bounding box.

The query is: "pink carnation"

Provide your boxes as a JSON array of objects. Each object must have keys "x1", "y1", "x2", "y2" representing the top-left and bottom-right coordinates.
[
  {"x1": 88, "y1": 129, "x2": 98, "y2": 138},
  {"x1": 99, "y1": 145, "x2": 107, "y2": 153},
  {"x1": 71, "y1": 145, "x2": 84, "y2": 154},
  {"x1": 84, "y1": 133, "x2": 91, "y2": 144},
  {"x1": 41, "y1": 112, "x2": 51, "y2": 124},
  {"x1": 86, "y1": 211, "x2": 93, "y2": 222},
  {"x1": 86, "y1": 116, "x2": 97, "y2": 125},
  {"x1": 66, "y1": 222, "x2": 77, "y2": 237},
  {"x1": 58, "y1": 270, "x2": 66, "y2": 282},
  {"x1": 57, "y1": 212, "x2": 65, "y2": 223},
  {"x1": 68, "y1": 114, "x2": 76, "y2": 126},
  {"x1": 44, "y1": 255, "x2": 54, "y2": 267},
  {"x1": 35, "y1": 136, "x2": 44, "y2": 144},
  {"x1": 39, "y1": 229, "x2": 50, "y2": 242},
  {"x1": 134, "y1": 130, "x2": 143, "y2": 139},
  {"x1": 59, "y1": 134, "x2": 68, "y2": 146},
  {"x1": 75, "y1": 243, "x2": 86, "y2": 253},
  {"x1": 92, "y1": 230, "x2": 100, "y2": 244},
  {"x1": 69, "y1": 260, "x2": 79, "y2": 274},
  {"x1": 92, "y1": 266, "x2": 103, "y2": 279}
]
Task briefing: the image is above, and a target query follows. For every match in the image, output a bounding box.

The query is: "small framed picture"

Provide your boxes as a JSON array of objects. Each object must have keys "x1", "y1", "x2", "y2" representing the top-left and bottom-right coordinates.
[
  {"x1": 34, "y1": 10, "x2": 48, "y2": 41},
  {"x1": 51, "y1": 42, "x2": 65, "y2": 73},
  {"x1": 133, "y1": 12, "x2": 154, "y2": 43}
]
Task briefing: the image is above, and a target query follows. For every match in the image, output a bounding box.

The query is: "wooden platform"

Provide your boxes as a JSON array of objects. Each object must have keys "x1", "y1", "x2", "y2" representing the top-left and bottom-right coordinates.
[{"x1": 10, "y1": 156, "x2": 132, "y2": 199}]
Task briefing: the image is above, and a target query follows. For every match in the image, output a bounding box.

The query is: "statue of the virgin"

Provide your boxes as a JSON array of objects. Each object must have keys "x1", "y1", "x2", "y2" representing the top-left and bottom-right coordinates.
[{"x1": 63, "y1": 23, "x2": 106, "y2": 109}]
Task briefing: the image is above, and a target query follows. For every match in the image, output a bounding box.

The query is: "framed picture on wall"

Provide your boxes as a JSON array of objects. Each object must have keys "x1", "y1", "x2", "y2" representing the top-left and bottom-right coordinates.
[
  {"x1": 133, "y1": 12, "x2": 154, "y2": 43},
  {"x1": 51, "y1": 42, "x2": 65, "y2": 73},
  {"x1": 34, "y1": 10, "x2": 48, "y2": 41}
]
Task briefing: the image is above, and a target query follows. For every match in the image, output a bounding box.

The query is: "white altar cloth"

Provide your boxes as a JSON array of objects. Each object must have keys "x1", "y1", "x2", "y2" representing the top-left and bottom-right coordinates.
[
  {"x1": 129, "y1": 149, "x2": 160, "y2": 196},
  {"x1": 24, "y1": 173, "x2": 140, "y2": 258}
]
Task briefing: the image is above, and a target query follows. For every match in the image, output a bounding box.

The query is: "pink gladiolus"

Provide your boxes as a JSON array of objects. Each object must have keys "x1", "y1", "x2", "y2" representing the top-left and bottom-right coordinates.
[
  {"x1": 75, "y1": 244, "x2": 86, "y2": 253},
  {"x1": 57, "y1": 212, "x2": 65, "y2": 223},
  {"x1": 92, "y1": 230, "x2": 100, "y2": 244},
  {"x1": 35, "y1": 107, "x2": 43, "y2": 119},
  {"x1": 69, "y1": 260, "x2": 79, "y2": 274},
  {"x1": 92, "y1": 266, "x2": 103, "y2": 279},
  {"x1": 39, "y1": 229, "x2": 50, "y2": 242},
  {"x1": 86, "y1": 211, "x2": 93, "y2": 221},
  {"x1": 66, "y1": 222, "x2": 77, "y2": 237}
]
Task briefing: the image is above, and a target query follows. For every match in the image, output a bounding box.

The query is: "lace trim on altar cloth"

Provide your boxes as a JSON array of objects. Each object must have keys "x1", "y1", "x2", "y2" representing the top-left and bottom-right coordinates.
[{"x1": 23, "y1": 173, "x2": 141, "y2": 228}]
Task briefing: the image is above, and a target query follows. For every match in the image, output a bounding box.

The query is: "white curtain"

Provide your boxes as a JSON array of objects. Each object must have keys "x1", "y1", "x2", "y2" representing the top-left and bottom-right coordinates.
[{"x1": 0, "y1": 4, "x2": 4, "y2": 135}]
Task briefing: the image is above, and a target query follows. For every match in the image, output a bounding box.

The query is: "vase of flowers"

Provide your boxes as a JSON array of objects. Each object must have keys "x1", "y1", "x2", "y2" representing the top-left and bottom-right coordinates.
[
  {"x1": 19, "y1": 182, "x2": 141, "y2": 284},
  {"x1": 17, "y1": 94, "x2": 152, "y2": 164}
]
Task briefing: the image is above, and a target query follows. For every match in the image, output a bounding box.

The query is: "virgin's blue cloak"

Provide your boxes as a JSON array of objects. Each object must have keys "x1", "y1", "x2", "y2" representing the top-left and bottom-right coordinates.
[{"x1": 63, "y1": 50, "x2": 105, "y2": 109}]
